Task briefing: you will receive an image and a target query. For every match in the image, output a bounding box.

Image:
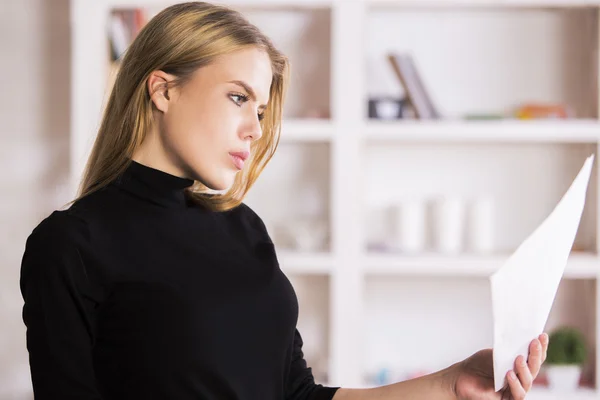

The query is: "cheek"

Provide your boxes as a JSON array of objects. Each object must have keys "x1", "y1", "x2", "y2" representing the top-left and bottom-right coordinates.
[
  {"x1": 164, "y1": 95, "x2": 239, "y2": 164},
  {"x1": 164, "y1": 102, "x2": 209, "y2": 146}
]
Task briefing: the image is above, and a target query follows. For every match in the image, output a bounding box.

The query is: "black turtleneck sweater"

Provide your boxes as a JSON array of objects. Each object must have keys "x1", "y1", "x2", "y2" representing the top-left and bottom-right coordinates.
[{"x1": 19, "y1": 160, "x2": 339, "y2": 400}]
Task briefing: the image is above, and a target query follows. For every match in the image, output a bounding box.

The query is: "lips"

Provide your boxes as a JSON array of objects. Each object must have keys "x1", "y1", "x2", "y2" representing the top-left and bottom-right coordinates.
[{"x1": 229, "y1": 151, "x2": 250, "y2": 170}]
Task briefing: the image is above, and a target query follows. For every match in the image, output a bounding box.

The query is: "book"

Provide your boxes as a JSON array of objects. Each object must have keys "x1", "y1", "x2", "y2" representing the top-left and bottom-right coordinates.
[
  {"x1": 108, "y1": 9, "x2": 148, "y2": 62},
  {"x1": 387, "y1": 53, "x2": 440, "y2": 119}
]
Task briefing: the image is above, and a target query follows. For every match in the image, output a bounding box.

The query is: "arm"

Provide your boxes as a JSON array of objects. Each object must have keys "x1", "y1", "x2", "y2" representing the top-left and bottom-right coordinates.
[
  {"x1": 332, "y1": 335, "x2": 549, "y2": 400},
  {"x1": 20, "y1": 212, "x2": 104, "y2": 399},
  {"x1": 285, "y1": 329, "x2": 341, "y2": 400},
  {"x1": 331, "y1": 366, "x2": 458, "y2": 400},
  {"x1": 285, "y1": 327, "x2": 457, "y2": 400}
]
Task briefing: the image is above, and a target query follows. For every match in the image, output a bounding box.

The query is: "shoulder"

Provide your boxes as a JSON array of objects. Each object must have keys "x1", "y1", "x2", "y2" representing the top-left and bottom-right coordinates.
[
  {"x1": 232, "y1": 202, "x2": 266, "y2": 229},
  {"x1": 20, "y1": 209, "x2": 92, "y2": 291},
  {"x1": 25, "y1": 209, "x2": 89, "y2": 257},
  {"x1": 225, "y1": 202, "x2": 272, "y2": 241},
  {"x1": 20, "y1": 207, "x2": 110, "y2": 306},
  {"x1": 235, "y1": 202, "x2": 261, "y2": 221},
  {"x1": 24, "y1": 183, "x2": 127, "y2": 257}
]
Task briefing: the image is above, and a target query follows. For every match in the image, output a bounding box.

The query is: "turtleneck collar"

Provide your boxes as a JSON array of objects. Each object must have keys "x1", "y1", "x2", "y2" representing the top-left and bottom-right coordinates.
[{"x1": 113, "y1": 159, "x2": 195, "y2": 208}]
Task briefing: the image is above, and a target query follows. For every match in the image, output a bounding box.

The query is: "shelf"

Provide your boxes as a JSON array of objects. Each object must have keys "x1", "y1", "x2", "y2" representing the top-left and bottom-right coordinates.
[
  {"x1": 368, "y1": 0, "x2": 600, "y2": 8},
  {"x1": 528, "y1": 387, "x2": 598, "y2": 400},
  {"x1": 276, "y1": 250, "x2": 334, "y2": 274},
  {"x1": 354, "y1": 384, "x2": 597, "y2": 398},
  {"x1": 104, "y1": 0, "x2": 334, "y2": 9},
  {"x1": 363, "y1": 252, "x2": 600, "y2": 278},
  {"x1": 280, "y1": 119, "x2": 334, "y2": 142},
  {"x1": 104, "y1": 0, "x2": 600, "y2": 7},
  {"x1": 364, "y1": 120, "x2": 600, "y2": 143}
]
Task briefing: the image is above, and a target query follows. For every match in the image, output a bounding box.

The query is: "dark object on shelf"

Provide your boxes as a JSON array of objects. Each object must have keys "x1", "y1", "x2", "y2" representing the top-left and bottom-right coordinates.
[
  {"x1": 368, "y1": 97, "x2": 409, "y2": 119},
  {"x1": 387, "y1": 53, "x2": 441, "y2": 120}
]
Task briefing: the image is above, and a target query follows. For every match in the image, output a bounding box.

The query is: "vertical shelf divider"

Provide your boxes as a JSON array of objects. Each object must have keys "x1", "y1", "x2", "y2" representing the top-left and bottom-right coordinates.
[
  {"x1": 71, "y1": 0, "x2": 110, "y2": 197},
  {"x1": 328, "y1": 0, "x2": 367, "y2": 387}
]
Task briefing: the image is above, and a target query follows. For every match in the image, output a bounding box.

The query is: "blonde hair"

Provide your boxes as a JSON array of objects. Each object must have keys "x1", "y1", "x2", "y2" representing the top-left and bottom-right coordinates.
[{"x1": 73, "y1": 1, "x2": 289, "y2": 211}]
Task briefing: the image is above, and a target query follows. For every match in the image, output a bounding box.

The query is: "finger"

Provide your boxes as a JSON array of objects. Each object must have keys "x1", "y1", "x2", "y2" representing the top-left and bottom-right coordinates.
[
  {"x1": 539, "y1": 333, "x2": 549, "y2": 363},
  {"x1": 507, "y1": 370, "x2": 527, "y2": 400},
  {"x1": 515, "y1": 355, "x2": 533, "y2": 392},
  {"x1": 527, "y1": 338, "x2": 543, "y2": 377}
]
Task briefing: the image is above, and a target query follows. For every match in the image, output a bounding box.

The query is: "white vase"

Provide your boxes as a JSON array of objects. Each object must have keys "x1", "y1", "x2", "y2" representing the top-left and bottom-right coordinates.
[
  {"x1": 466, "y1": 197, "x2": 495, "y2": 254},
  {"x1": 392, "y1": 199, "x2": 427, "y2": 253},
  {"x1": 432, "y1": 196, "x2": 466, "y2": 254},
  {"x1": 546, "y1": 365, "x2": 582, "y2": 391}
]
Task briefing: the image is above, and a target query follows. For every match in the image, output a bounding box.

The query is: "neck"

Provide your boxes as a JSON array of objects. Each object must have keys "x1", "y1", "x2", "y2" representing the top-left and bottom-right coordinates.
[
  {"x1": 112, "y1": 158, "x2": 196, "y2": 208},
  {"x1": 132, "y1": 126, "x2": 189, "y2": 181}
]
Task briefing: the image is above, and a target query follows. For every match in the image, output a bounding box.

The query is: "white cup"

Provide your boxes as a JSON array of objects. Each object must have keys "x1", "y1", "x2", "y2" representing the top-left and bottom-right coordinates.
[
  {"x1": 392, "y1": 199, "x2": 427, "y2": 253},
  {"x1": 467, "y1": 197, "x2": 495, "y2": 254},
  {"x1": 432, "y1": 196, "x2": 466, "y2": 254}
]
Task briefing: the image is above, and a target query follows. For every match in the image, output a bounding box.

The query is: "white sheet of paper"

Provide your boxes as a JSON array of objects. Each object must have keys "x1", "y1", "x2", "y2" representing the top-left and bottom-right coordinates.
[{"x1": 490, "y1": 154, "x2": 594, "y2": 392}]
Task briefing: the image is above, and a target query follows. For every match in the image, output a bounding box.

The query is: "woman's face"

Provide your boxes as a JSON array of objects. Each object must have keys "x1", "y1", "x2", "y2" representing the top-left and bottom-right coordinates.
[{"x1": 140, "y1": 47, "x2": 273, "y2": 191}]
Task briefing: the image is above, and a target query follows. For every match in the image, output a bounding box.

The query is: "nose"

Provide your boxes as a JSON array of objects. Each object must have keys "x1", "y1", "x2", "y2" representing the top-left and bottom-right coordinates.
[{"x1": 241, "y1": 111, "x2": 263, "y2": 142}]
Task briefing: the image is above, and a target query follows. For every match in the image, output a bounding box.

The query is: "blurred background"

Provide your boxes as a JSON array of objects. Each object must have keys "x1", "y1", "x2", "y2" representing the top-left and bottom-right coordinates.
[{"x1": 2, "y1": 0, "x2": 600, "y2": 399}]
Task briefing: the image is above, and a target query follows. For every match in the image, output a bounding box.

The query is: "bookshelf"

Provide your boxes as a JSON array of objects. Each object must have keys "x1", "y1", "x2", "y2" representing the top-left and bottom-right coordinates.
[
  {"x1": 71, "y1": 0, "x2": 600, "y2": 396},
  {"x1": 369, "y1": 0, "x2": 600, "y2": 7},
  {"x1": 364, "y1": 252, "x2": 600, "y2": 279},
  {"x1": 365, "y1": 120, "x2": 600, "y2": 143}
]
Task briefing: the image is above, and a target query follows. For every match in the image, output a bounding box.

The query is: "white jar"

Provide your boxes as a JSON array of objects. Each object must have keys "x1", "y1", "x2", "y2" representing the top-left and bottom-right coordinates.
[
  {"x1": 392, "y1": 199, "x2": 427, "y2": 253},
  {"x1": 467, "y1": 197, "x2": 495, "y2": 254},
  {"x1": 432, "y1": 196, "x2": 466, "y2": 254}
]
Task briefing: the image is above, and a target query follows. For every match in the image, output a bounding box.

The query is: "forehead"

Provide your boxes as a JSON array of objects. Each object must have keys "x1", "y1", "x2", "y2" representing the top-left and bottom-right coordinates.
[{"x1": 206, "y1": 48, "x2": 273, "y2": 103}]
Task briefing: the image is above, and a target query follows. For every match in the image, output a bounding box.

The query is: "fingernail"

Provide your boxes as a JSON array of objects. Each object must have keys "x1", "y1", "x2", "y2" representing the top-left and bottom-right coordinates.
[{"x1": 509, "y1": 371, "x2": 517, "y2": 380}]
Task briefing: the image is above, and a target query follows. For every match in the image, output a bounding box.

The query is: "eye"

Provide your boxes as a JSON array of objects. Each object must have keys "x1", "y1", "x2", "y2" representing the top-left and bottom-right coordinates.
[
  {"x1": 230, "y1": 92, "x2": 265, "y2": 121},
  {"x1": 229, "y1": 93, "x2": 248, "y2": 106}
]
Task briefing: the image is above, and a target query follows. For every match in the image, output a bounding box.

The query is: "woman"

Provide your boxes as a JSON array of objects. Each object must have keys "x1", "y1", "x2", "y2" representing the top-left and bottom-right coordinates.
[{"x1": 19, "y1": 2, "x2": 548, "y2": 399}]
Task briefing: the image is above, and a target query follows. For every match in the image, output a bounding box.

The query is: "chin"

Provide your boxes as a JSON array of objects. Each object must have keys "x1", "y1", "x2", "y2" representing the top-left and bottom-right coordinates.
[{"x1": 203, "y1": 173, "x2": 237, "y2": 192}]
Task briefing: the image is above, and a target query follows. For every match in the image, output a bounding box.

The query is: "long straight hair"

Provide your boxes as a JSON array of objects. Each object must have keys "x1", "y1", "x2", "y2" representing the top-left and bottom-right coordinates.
[{"x1": 73, "y1": 1, "x2": 289, "y2": 211}]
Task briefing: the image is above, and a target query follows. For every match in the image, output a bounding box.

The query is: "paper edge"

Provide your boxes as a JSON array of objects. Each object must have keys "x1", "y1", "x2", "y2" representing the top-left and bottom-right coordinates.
[{"x1": 490, "y1": 154, "x2": 595, "y2": 392}]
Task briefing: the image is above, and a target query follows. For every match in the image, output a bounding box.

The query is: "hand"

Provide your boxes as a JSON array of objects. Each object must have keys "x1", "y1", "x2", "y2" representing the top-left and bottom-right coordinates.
[{"x1": 453, "y1": 333, "x2": 549, "y2": 400}]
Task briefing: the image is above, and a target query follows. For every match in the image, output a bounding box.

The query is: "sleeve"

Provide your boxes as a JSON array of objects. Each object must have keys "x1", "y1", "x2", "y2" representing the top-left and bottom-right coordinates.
[
  {"x1": 285, "y1": 329, "x2": 340, "y2": 400},
  {"x1": 19, "y1": 212, "x2": 104, "y2": 399}
]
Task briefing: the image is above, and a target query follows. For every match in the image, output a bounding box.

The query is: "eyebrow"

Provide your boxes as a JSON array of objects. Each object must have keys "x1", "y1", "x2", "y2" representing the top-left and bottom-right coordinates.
[{"x1": 228, "y1": 80, "x2": 268, "y2": 110}]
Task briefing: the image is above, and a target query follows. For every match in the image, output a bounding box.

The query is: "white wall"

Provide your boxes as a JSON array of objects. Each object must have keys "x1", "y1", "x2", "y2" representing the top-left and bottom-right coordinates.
[{"x1": 0, "y1": 0, "x2": 71, "y2": 398}]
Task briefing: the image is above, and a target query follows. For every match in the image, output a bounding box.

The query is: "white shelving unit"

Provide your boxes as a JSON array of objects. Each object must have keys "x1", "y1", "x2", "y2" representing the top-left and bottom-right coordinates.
[
  {"x1": 71, "y1": 0, "x2": 600, "y2": 397},
  {"x1": 365, "y1": 252, "x2": 600, "y2": 279},
  {"x1": 528, "y1": 387, "x2": 599, "y2": 400},
  {"x1": 371, "y1": 0, "x2": 600, "y2": 7},
  {"x1": 277, "y1": 250, "x2": 334, "y2": 274},
  {"x1": 281, "y1": 119, "x2": 334, "y2": 142},
  {"x1": 366, "y1": 120, "x2": 600, "y2": 143}
]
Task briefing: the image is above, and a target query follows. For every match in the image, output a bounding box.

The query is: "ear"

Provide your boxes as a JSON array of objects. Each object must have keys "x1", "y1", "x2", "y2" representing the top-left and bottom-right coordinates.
[{"x1": 147, "y1": 70, "x2": 174, "y2": 113}]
